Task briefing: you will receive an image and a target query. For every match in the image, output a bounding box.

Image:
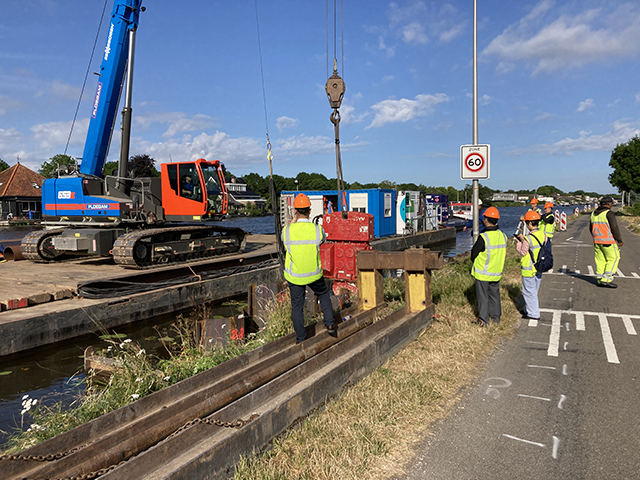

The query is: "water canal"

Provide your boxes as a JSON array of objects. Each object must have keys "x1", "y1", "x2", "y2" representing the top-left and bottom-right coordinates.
[{"x1": 0, "y1": 206, "x2": 586, "y2": 447}]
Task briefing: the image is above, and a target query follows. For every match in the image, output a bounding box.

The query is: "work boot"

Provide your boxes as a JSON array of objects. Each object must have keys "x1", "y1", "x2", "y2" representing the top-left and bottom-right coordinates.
[{"x1": 325, "y1": 323, "x2": 338, "y2": 338}]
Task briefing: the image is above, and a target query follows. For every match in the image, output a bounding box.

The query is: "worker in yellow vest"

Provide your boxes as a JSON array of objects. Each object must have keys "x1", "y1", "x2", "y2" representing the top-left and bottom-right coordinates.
[
  {"x1": 471, "y1": 207, "x2": 507, "y2": 327},
  {"x1": 528, "y1": 198, "x2": 542, "y2": 215},
  {"x1": 590, "y1": 196, "x2": 623, "y2": 288},
  {"x1": 541, "y1": 202, "x2": 555, "y2": 241},
  {"x1": 515, "y1": 210, "x2": 547, "y2": 320},
  {"x1": 282, "y1": 193, "x2": 337, "y2": 343}
]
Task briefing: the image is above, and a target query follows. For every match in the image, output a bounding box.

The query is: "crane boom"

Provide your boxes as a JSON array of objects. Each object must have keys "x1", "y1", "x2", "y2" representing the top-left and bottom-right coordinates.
[{"x1": 80, "y1": 0, "x2": 143, "y2": 177}]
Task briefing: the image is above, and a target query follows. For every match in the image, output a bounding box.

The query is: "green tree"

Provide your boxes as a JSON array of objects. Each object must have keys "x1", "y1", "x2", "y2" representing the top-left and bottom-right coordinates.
[
  {"x1": 39, "y1": 154, "x2": 75, "y2": 178},
  {"x1": 0, "y1": 158, "x2": 9, "y2": 173},
  {"x1": 128, "y1": 154, "x2": 159, "y2": 178},
  {"x1": 609, "y1": 136, "x2": 640, "y2": 193},
  {"x1": 103, "y1": 161, "x2": 118, "y2": 177},
  {"x1": 536, "y1": 185, "x2": 564, "y2": 196}
]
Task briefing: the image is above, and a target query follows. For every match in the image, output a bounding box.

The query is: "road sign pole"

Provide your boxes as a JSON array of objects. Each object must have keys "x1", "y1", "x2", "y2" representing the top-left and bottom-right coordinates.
[{"x1": 472, "y1": 0, "x2": 479, "y2": 241}]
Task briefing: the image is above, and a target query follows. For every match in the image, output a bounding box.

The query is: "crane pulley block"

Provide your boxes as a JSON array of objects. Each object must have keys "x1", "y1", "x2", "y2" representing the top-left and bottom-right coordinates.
[{"x1": 325, "y1": 72, "x2": 345, "y2": 109}]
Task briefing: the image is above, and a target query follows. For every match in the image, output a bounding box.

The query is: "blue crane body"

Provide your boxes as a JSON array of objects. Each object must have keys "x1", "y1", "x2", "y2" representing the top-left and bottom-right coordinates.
[{"x1": 26, "y1": 0, "x2": 245, "y2": 268}]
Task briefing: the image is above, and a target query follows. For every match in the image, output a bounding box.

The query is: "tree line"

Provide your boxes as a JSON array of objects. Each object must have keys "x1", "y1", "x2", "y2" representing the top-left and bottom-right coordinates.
[{"x1": 4, "y1": 133, "x2": 639, "y2": 205}]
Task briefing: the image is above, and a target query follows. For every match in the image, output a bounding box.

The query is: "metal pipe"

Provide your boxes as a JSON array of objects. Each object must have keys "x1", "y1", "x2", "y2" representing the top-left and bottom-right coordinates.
[
  {"x1": 3, "y1": 246, "x2": 24, "y2": 261},
  {"x1": 118, "y1": 28, "x2": 136, "y2": 184},
  {"x1": 472, "y1": 0, "x2": 479, "y2": 242}
]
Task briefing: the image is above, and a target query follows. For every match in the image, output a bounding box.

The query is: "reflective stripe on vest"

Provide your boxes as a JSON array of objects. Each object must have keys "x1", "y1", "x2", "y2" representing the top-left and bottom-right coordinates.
[
  {"x1": 282, "y1": 221, "x2": 324, "y2": 284},
  {"x1": 521, "y1": 230, "x2": 546, "y2": 277},
  {"x1": 472, "y1": 230, "x2": 507, "y2": 281},
  {"x1": 590, "y1": 210, "x2": 615, "y2": 244},
  {"x1": 542, "y1": 213, "x2": 555, "y2": 238}
]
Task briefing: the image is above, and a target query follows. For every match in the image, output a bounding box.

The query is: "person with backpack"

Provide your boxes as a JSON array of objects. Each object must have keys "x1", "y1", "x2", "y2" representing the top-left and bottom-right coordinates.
[
  {"x1": 590, "y1": 196, "x2": 623, "y2": 288},
  {"x1": 470, "y1": 207, "x2": 507, "y2": 327},
  {"x1": 515, "y1": 210, "x2": 549, "y2": 321}
]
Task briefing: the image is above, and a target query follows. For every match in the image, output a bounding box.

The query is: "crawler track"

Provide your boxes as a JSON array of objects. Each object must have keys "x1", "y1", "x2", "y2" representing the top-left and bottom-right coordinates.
[{"x1": 112, "y1": 225, "x2": 247, "y2": 268}]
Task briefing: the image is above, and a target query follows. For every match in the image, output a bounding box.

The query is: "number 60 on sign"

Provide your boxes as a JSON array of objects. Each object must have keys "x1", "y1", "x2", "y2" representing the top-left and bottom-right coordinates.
[{"x1": 460, "y1": 144, "x2": 490, "y2": 180}]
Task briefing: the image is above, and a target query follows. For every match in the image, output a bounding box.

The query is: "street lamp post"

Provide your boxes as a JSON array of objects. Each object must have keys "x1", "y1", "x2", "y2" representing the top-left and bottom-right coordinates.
[{"x1": 294, "y1": 179, "x2": 299, "y2": 191}]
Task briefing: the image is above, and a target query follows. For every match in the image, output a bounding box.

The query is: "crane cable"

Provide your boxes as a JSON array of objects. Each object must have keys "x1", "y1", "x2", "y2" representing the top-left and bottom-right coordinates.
[
  {"x1": 326, "y1": 0, "x2": 347, "y2": 218},
  {"x1": 64, "y1": 0, "x2": 111, "y2": 158},
  {"x1": 254, "y1": 0, "x2": 284, "y2": 271}
]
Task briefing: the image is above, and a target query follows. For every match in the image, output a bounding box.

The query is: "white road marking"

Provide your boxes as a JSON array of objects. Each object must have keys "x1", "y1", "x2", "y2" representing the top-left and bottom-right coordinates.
[
  {"x1": 528, "y1": 318, "x2": 538, "y2": 327},
  {"x1": 557, "y1": 395, "x2": 566, "y2": 409},
  {"x1": 517, "y1": 394, "x2": 551, "y2": 401},
  {"x1": 552, "y1": 436, "x2": 560, "y2": 459},
  {"x1": 502, "y1": 434, "x2": 545, "y2": 448},
  {"x1": 598, "y1": 313, "x2": 620, "y2": 364},
  {"x1": 528, "y1": 365, "x2": 556, "y2": 370},
  {"x1": 588, "y1": 265, "x2": 594, "y2": 275},
  {"x1": 565, "y1": 322, "x2": 570, "y2": 331},
  {"x1": 616, "y1": 268, "x2": 625, "y2": 277},
  {"x1": 563, "y1": 341, "x2": 568, "y2": 350},
  {"x1": 575, "y1": 312, "x2": 585, "y2": 331},
  {"x1": 548, "y1": 311, "x2": 561, "y2": 357},
  {"x1": 562, "y1": 265, "x2": 567, "y2": 273},
  {"x1": 632, "y1": 272, "x2": 640, "y2": 278},
  {"x1": 562, "y1": 364, "x2": 568, "y2": 375},
  {"x1": 574, "y1": 269, "x2": 580, "y2": 274},
  {"x1": 566, "y1": 237, "x2": 573, "y2": 241},
  {"x1": 527, "y1": 341, "x2": 549, "y2": 345},
  {"x1": 620, "y1": 315, "x2": 637, "y2": 335}
]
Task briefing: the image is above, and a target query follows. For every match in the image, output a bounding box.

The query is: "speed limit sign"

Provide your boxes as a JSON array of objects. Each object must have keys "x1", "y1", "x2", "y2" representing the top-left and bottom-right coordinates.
[{"x1": 461, "y1": 144, "x2": 490, "y2": 179}]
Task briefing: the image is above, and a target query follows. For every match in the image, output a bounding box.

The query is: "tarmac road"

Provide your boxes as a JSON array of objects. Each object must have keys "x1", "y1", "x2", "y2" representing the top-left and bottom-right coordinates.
[{"x1": 399, "y1": 213, "x2": 640, "y2": 480}]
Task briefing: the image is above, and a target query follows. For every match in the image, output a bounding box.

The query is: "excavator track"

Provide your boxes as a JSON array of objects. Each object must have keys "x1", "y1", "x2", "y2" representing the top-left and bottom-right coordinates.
[
  {"x1": 20, "y1": 228, "x2": 69, "y2": 262},
  {"x1": 112, "y1": 225, "x2": 247, "y2": 268}
]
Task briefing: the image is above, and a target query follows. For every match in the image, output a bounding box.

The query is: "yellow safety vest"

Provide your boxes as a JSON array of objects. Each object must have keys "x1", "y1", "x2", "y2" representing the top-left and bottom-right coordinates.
[
  {"x1": 521, "y1": 230, "x2": 547, "y2": 278},
  {"x1": 590, "y1": 210, "x2": 615, "y2": 244},
  {"x1": 472, "y1": 230, "x2": 507, "y2": 282},
  {"x1": 282, "y1": 220, "x2": 325, "y2": 285},
  {"x1": 542, "y1": 212, "x2": 555, "y2": 238}
]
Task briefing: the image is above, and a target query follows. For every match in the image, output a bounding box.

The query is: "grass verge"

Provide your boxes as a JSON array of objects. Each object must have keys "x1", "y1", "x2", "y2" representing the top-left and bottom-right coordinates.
[{"x1": 234, "y1": 250, "x2": 524, "y2": 479}]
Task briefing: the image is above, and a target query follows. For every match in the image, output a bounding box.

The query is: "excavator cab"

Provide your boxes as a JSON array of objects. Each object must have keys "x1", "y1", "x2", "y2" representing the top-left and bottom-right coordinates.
[{"x1": 161, "y1": 159, "x2": 228, "y2": 221}]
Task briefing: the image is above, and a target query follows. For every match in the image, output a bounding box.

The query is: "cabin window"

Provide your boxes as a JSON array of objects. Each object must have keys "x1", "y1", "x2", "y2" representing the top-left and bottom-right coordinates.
[
  {"x1": 166, "y1": 164, "x2": 179, "y2": 195},
  {"x1": 179, "y1": 164, "x2": 199, "y2": 200}
]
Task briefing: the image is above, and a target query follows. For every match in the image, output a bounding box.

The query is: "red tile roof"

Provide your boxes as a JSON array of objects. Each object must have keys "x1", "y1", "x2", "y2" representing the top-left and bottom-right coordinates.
[{"x1": 0, "y1": 163, "x2": 45, "y2": 198}]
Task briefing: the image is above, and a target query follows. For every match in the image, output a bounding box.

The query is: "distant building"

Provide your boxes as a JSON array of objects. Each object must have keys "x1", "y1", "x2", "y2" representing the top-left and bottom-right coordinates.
[
  {"x1": 225, "y1": 177, "x2": 267, "y2": 213},
  {"x1": 0, "y1": 163, "x2": 45, "y2": 220},
  {"x1": 491, "y1": 193, "x2": 518, "y2": 202}
]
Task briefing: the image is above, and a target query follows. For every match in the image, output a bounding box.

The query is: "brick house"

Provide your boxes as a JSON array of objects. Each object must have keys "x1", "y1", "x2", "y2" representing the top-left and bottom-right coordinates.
[{"x1": 0, "y1": 163, "x2": 45, "y2": 220}]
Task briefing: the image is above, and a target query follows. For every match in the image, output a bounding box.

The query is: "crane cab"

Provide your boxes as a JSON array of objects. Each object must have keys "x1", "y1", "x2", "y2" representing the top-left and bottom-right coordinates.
[{"x1": 161, "y1": 158, "x2": 228, "y2": 221}]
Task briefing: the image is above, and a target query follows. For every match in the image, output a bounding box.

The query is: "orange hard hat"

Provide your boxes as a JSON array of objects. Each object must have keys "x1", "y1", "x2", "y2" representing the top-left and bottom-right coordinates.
[
  {"x1": 524, "y1": 210, "x2": 541, "y2": 221},
  {"x1": 484, "y1": 206, "x2": 500, "y2": 219},
  {"x1": 544, "y1": 202, "x2": 554, "y2": 209},
  {"x1": 530, "y1": 198, "x2": 539, "y2": 204},
  {"x1": 293, "y1": 193, "x2": 311, "y2": 208}
]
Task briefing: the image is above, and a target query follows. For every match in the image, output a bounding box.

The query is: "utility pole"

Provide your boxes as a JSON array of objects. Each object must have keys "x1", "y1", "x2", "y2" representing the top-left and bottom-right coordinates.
[{"x1": 472, "y1": 0, "x2": 479, "y2": 242}]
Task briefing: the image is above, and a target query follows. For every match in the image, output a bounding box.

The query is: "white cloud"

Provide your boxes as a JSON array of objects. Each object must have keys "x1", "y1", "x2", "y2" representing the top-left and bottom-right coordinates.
[
  {"x1": 577, "y1": 98, "x2": 594, "y2": 112},
  {"x1": 139, "y1": 131, "x2": 264, "y2": 167},
  {"x1": 35, "y1": 80, "x2": 80, "y2": 100},
  {"x1": 134, "y1": 112, "x2": 216, "y2": 138},
  {"x1": 535, "y1": 112, "x2": 555, "y2": 122},
  {"x1": 483, "y1": 1, "x2": 640, "y2": 74},
  {"x1": 401, "y1": 22, "x2": 428, "y2": 45},
  {"x1": 276, "y1": 116, "x2": 299, "y2": 132},
  {"x1": 440, "y1": 24, "x2": 465, "y2": 43},
  {"x1": 30, "y1": 119, "x2": 88, "y2": 150},
  {"x1": 367, "y1": 93, "x2": 449, "y2": 129},
  {"x1": 506, "y1": 118, "x2": 640, "y2": 156},
  {"x1": 480, "y1": 94, "x2": 492, "y2": 106},
  {"x1": 0, "y1": 95, "x2": 25, "y2": 115},
  {"x1": 378, "y1": 36, "x2": 395, "y2": 57}
]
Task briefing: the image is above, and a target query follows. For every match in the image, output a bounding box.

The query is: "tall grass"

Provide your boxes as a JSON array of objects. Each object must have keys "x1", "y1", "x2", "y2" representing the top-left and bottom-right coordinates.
[{"x1": 234, "y1": 251, "x2": 524, "y2": 479}]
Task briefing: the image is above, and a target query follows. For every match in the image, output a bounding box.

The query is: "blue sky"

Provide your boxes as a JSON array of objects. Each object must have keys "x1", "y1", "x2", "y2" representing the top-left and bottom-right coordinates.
[{"x1": 1, "y1": 0, "x2": 639, "y2": 194}]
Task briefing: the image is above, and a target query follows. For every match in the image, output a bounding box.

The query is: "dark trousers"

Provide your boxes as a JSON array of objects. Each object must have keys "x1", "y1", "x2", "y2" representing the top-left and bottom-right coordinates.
[
  {"x1": 475, "y1": 279, "x2": 501, "y2": 324},
  {"x1": 288, "y1": 277, "x2": 334, "y2": 342}
]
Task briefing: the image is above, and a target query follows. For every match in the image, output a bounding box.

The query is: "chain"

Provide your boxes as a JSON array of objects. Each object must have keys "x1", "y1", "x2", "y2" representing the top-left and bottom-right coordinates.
[{"x1": 3, "y1": 413, "x2": 260, "y2": 480}]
